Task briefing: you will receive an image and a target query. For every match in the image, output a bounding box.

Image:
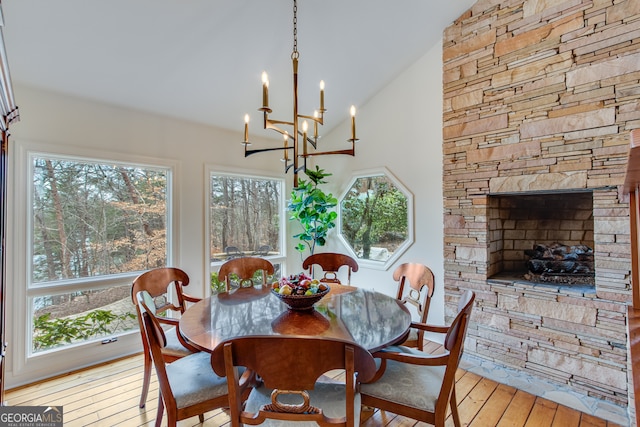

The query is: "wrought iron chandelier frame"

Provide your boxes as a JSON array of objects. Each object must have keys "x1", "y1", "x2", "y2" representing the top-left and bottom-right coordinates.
[{"x1": 242, "y1": 0, "x2": 358, "y2": 187}]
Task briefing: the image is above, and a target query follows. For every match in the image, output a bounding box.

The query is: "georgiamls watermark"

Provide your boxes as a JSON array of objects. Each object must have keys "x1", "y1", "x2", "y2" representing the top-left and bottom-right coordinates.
[{"x1": 0, "y1": 406, "x2": 63, "y2": 427}]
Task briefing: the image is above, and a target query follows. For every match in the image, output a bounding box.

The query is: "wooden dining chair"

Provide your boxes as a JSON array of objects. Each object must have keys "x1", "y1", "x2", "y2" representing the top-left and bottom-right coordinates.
[
  {"x1": 136, "y1": 291, "x2": 253, "y2": 427},
  {"x1": 130, "y1": 267, "x2": 201, "y2": 408},
  {"x1": 302, "y1": 252, "x2": 359, "y2": 285},
  {"x1": 218, "y1": 256, "x2": 275, "y2": 291},
  {"x1": 360, "y1": 290, "x2": 475, "y2": 427},
  {"x1": 211, "y1": 335, "x2": 377, "y2": 427},
  {"x1": 393, "y1": 263, "x2": 435, "y2": 350}
]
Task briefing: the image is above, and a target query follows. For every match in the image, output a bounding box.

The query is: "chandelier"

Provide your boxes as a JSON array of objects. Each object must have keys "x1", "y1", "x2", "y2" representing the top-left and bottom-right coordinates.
[{"x1": 242, "y1": 0, "x2": 358, "y2": 187}]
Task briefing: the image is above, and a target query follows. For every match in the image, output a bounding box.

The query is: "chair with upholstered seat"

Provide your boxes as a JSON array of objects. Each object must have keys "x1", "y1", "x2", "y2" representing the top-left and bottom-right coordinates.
[
  {"x1": 130, "y1": 267, "x2": 200, "y2": 408},
  {"x1": 218, "y1": 256, "x2": 275, "y2": 291},
  {"x1": 136, "y1": 291, "x2": 253, "y2": 427},
  {"x1": 393, "y1": 263, "x2": 435, "y2": 350},
  {"x1": 360, "y1": 290, "x2": 475, "y2": 427},
  {"x1": 302, "y1": 252, "x2": 359, "y2": 285},
  {"x1": 211, "y1": 335, "x2": 377, "y2": 427}
]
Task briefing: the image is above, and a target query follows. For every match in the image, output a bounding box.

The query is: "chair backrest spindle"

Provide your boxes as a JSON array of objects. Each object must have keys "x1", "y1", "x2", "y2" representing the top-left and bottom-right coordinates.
[
  {"x1": 302, "y1": 252, "x2": 359, "y2": 285},
  {"x1": 218, "y1": 257, "x2": 275, "y2": 291},
  {"x1": 393, "y1": 262, "x2": 435, "y2": 350}
]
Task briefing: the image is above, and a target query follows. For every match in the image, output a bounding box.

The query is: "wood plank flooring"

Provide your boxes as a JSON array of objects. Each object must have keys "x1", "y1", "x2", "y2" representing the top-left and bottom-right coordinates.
[{"x1": 5, "y1": 351, "x2": 623, "y2": 427}]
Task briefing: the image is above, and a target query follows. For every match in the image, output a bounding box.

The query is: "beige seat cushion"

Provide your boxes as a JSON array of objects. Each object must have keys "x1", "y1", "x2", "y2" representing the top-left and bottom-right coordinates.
[
  {"x1": 360, "y1": 345, "x2": 445, "y2": 413},
  {"x1": 165, "y1": 351, "x2": 229, "y2": 409},
  {"x1": 162, "y1": 327, "x2": 193, "y2": 357}
]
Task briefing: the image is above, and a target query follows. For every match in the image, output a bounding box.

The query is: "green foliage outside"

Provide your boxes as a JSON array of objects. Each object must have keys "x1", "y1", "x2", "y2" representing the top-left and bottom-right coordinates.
[
  {"x1": 32, "y1": 157, "x2": 168, "y2": 282},
  {"x1": 211, "y1": 269, "x2": 278, "y2": 293},
  {"x1": 209, "y1": 175, "x2": 281, "y2": 258},
  {"x1": 340, "y1": 175, "x2": 408, "y2": 259},
  {"x1": 287, "y1": 166, "x2": 338, "y2": 257},
  {"x1": 210, "y1": 271, "x2": 227, "y2": 294},
  {"x1": 30, "y1": 156, "x2": 168, "y2": 354},
  {"x1": 33, "y1": 310, "x2": 136, "y2": 351}
]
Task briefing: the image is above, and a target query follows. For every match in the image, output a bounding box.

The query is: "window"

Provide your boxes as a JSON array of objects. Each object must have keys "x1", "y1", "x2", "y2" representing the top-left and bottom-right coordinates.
[
  {"x1": 29, "y1": 154, "x2": 170, "y2": 353},
  {"x1": 208, "y1": 171, "x2": 285, "y2": 292},
  {"x1": 338, "y1": 168, "x2": 413, "y2": 270}
]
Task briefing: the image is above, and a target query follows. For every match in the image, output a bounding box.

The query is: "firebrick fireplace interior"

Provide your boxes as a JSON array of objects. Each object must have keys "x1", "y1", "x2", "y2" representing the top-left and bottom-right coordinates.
[{"x1": 488, "y1": 190, "x2": 595, "y2": 287}]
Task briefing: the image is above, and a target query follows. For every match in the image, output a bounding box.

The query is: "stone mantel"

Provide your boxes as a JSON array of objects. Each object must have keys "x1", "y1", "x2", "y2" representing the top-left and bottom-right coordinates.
[{"x1": 489, "y1": 171, "x2": 588, "y2": 194}]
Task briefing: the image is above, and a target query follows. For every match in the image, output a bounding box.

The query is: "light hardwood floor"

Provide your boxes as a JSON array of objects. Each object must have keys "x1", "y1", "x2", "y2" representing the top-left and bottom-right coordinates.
[{"x1": 5, "y1": 349, "x2": 623, "y2": 427}]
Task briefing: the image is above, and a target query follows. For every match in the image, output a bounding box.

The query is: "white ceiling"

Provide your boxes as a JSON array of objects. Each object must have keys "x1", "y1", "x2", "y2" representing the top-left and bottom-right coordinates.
[{"x1": 1, "y1": 1, "x2": 475, "y2": 137}]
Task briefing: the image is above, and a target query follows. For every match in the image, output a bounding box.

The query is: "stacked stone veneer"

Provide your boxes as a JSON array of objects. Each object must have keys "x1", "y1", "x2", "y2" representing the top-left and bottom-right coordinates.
[{"x1": 442, "y1": 0, "x2": 640, "y2": 415}]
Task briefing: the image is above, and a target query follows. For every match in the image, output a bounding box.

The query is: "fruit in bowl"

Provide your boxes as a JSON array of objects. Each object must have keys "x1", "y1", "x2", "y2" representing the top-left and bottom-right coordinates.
[
  {"x1": 271, "y1": 272, "x2": 329, "y2": 296},
  {"x1": 271, "y1": 273, "x2": 330, "y2": 310}
]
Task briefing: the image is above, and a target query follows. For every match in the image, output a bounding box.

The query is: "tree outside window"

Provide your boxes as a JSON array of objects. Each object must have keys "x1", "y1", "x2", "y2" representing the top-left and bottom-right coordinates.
[
  {"x1": 339, "y1": 169, "x2": 413, "y2": 270},
  {"x1": 30, "y1": 155, "x2": 169, "y2": 352},
  {"x1": 209, "y1": 173, "x2": 285, "y2": 292}
]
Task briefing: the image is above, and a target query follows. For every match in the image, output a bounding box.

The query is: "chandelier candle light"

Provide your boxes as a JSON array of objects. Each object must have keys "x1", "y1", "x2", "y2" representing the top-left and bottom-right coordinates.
[{"x1": 242, "y1": 0, "x2": 359, "y2": 187}]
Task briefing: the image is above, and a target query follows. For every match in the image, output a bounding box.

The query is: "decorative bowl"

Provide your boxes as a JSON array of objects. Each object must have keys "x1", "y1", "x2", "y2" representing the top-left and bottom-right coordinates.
[{"x1": 271, "y1": 286, "x2": 330, "y2": 311}]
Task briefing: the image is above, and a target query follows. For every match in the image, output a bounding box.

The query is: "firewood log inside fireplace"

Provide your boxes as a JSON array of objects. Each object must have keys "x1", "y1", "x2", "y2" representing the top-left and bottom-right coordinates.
[{"x1": 524, "y1": 242, "x2": 594, "y2": 276}]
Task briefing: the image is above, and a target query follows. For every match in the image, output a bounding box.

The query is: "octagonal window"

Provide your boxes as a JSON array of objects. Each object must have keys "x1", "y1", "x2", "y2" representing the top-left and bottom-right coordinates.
[{"x1": 338, "y1": 168, "x2": 413, "y2": 270}]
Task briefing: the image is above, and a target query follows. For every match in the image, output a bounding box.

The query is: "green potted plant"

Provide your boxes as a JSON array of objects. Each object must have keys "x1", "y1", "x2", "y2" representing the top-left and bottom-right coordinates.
[{"x1": 287, "y1": 166, "x2": 338, "y2": 258}]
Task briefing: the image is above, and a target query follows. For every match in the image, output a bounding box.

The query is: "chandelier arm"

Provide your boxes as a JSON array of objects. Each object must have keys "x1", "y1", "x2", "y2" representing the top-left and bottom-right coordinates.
[
  {"x1": 244, "y1": 146, "x2": 292, "y2": 157},
  {"x1": 297, "y1": 114, "x2": 323, "y2": 124},
  {"x1": 266, "y1": 119, "x2": 295, "y2": 128},
  {"x1": 303, "y1": 148, "x2": 355, "y2": 158},
  {"x1": 299, "y1": 132, "x2": 317, "y2": 149}
]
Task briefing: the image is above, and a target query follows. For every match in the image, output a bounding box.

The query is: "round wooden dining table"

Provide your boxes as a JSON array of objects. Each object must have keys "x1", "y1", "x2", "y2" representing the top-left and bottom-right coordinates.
[{"x1": 179, "y1": 285, "x2": 411, "y2": 353}]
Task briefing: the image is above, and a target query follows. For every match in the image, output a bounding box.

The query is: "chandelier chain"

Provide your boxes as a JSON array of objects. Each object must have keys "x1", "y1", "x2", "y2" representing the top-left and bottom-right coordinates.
[{"x1": 292, "y1": 0, "x2": 299, "y2": 59}]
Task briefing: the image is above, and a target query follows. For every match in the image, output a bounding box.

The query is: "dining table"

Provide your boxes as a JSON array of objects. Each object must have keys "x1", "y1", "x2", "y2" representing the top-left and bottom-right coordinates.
[{"x1": 179, "y1": 284, "x2": 412, "y2": 353}]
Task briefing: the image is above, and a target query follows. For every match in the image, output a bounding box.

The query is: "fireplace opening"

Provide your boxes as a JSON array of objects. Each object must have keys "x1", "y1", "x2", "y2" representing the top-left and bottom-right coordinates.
[
  {"x1": 524, "y1": 242, "x2": 594, "y2": 285},
  {"x1": 488, "y1": 191, "x2": 594, "y2": 287}
]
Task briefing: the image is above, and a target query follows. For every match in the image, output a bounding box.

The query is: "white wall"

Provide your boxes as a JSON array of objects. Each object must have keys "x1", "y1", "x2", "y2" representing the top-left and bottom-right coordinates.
[{"x1": 311, "y1": 41, "x2": 446, "y2": 325}]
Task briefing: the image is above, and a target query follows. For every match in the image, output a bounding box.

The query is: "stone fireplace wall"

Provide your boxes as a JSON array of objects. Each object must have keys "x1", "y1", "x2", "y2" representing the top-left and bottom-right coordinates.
[{"x1": 442, "y1": 0, "x2": 640, "y2": 415}]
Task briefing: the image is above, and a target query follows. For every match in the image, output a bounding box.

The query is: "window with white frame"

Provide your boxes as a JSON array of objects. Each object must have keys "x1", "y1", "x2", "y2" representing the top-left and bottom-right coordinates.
[
  {"x1": 208, "y1": 172, "x2": 285, "y2": 292},
  {"x1": 338, "y1": 168, "x2": 414, "y2": 270},
  {"x1": 29, "y1": 153, "x2": 170, "y2": 353}
]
